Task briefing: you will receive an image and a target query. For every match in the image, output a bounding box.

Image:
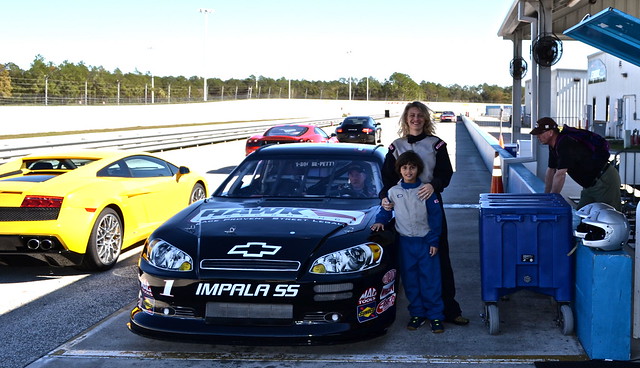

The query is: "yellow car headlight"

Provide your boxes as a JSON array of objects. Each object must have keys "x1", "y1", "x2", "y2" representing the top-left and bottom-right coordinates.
[
  {"x1": 310, "y1": 243, "x2": 382, "y2": 274},
  {"x1": 145, "y1": 239, "x2": 193, "y2": 271}
]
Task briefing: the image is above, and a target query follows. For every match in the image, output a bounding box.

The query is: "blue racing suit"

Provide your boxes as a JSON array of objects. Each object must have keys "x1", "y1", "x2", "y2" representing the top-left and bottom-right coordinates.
[{"x1": 375, "y1": 179, "x2": 445, "y2": 320}]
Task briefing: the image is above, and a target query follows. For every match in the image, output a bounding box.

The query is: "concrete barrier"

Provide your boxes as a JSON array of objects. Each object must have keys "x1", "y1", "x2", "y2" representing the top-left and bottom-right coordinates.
[
  {"x1": 0, "y1": 99, "x2": 405, "y2": 136},
  {"x1": 462, "y1": 115, "x2": 544, "y2": 194}
]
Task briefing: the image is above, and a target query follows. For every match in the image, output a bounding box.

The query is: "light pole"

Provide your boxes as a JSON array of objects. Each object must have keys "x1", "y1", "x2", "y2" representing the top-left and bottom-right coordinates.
[
  {"x1": 346, "y1": 50, "x2": 352, "y2": 101},
  {"x1": 199, "y1": 8, "x2": 214, "y2": 102}
]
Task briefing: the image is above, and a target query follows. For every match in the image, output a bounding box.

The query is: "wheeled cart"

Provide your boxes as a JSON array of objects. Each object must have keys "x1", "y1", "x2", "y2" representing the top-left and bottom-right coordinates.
[{"x1": 479, "y1": 193, "x2": 574, "y2": 335}]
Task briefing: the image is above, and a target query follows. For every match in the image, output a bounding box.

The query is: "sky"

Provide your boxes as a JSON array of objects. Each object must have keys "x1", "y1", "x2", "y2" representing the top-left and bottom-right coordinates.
[{"x1": 1, "y1": 0, "x2": 599, "y2": 87}]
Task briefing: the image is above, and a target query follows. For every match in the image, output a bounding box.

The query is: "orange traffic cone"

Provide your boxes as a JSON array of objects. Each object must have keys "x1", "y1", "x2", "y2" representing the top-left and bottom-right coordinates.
[
  {"x1": 498, "y1": 133, "x2": 505, "y2": 148},
  {"x1": 490, "y1": 152, "x2": 504, "y2": 193}
]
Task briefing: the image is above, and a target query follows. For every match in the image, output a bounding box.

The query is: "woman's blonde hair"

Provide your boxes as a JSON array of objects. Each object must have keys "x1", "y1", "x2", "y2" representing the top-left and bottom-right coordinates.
[{"x1": 397, "y1": 101, "x2": 435, "y2": 137}]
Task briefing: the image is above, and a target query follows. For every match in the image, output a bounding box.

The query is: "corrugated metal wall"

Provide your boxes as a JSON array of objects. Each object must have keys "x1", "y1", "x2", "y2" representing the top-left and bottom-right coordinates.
[{"x1": 554, "y1": 70, "x2": 588, "y2": 128}]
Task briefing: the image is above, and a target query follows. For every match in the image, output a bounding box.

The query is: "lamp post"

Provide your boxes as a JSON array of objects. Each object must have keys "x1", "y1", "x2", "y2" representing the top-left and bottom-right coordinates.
[
  {"x1": 199, "y1": 8, "x2": 214, "y2": 102},
  {"x1": 346, "y1": 50, "x2": 352, "y2": 101}
]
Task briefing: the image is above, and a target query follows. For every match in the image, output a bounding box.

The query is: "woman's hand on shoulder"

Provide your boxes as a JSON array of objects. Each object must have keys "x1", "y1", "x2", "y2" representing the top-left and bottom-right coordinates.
[{"x1": 418, "y1": 183, "x2": 434, "y2": 200}]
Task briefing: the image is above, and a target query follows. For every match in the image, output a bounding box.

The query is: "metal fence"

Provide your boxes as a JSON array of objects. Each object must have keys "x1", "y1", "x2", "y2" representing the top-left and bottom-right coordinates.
[{"x1": 0, "y1": 77, "x2": 375, "y2": 106}]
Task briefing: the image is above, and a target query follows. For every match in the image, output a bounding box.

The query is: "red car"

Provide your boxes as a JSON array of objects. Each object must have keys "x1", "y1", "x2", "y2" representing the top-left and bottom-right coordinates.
[
  {"x1": 245, "y1": 124, "x2": 338, "y2": 155},
  {"x1": 440, "y1": 111, "x2": 457, "y2": 122}
]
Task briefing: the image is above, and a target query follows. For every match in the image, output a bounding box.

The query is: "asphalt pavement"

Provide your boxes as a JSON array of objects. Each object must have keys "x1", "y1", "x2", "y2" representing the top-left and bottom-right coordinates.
[{"x1": 22, "y1": 121, "x2": 598, "y2": 368}]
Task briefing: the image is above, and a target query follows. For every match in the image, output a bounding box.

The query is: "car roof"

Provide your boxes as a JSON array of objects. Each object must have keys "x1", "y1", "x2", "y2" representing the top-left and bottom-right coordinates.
[
  {"x1": 342, "y1": 116, "x2": 373, "y2": 121},
  {"x1": 251, "y1": 142, "x2": 387, "y2": 160},
  {"x1": 268, "y1": 123, "x2": 316, "y2": 129}
]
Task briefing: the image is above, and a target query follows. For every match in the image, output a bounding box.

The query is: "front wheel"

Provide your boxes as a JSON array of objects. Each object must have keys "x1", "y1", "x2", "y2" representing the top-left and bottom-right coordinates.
[{"x1": 80, "y1": 208, "x2": 123, "y2": 271}]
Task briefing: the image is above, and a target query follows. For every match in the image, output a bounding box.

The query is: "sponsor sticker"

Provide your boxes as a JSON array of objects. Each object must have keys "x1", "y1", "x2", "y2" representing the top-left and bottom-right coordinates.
[
  {"x1": 380, "y1": 282, "x2": 395, "y2": 299},
  {"x1": 358, "y1": 287, "x2": 377, "y2": 305},
  {"x1": 376, "y1": 293, "x2": 396, "y2": 314},
  {"x1": 357, "y1": 302, "x2": 378, "y2": 323},
  {"x1": 382, "y1": 269, "x2": 396, "y2": 284},
  {"x1": 190, "y1": 207, "x2": 366, "y2": 226}
]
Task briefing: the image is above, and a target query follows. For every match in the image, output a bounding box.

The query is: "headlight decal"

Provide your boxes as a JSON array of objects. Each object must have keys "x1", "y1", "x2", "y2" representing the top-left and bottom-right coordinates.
[
  {"x1": 145, "y1": 239, "x2": 193, "y2": 271},
  {"x1": 310, "y1": 243, "x2": 382, "y2": 274}
]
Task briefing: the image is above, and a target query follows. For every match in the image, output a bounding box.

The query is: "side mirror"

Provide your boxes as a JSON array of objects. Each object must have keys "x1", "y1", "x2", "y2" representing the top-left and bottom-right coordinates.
[{"x1": 179, "y1": 166, "x2": 191, "y2": 175}]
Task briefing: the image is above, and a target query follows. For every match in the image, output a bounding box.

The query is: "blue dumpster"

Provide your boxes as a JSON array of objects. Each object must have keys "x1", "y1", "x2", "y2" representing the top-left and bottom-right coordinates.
[{"x1": 479, "y1": 193, "x2": 574, "y2": 335}]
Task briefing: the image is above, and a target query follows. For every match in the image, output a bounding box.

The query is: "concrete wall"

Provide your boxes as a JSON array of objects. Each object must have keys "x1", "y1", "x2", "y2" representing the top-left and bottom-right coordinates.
[
  {"x1": 463, "y1": 115, "x2": 544, "y2": 194},
  {"x1": 0, "y1": 99, "x2": 405, "y2": 136}
]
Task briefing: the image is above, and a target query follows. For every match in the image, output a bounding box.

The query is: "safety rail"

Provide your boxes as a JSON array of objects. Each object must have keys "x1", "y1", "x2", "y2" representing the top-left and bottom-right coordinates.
[{"x1": 0, "y1": 116, "x2": 380, "y2": 163}]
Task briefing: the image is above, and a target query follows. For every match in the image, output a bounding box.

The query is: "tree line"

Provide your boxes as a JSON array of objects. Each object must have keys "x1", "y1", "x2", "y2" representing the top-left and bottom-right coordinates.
[{"x1": 0, "y1": 55, "x2": 514, "y2": 105}]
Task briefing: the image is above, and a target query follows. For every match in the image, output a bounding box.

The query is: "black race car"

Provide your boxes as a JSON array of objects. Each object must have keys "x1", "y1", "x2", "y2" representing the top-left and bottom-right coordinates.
[{"x1": 129, "y1": 143, "x2": 398, "y2": 344}]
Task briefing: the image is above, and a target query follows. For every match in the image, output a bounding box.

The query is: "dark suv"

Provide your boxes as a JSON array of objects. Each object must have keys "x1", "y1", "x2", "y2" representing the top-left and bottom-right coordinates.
[{"x1": 335, "y1": 116, "x2": 381, "y2": 144}]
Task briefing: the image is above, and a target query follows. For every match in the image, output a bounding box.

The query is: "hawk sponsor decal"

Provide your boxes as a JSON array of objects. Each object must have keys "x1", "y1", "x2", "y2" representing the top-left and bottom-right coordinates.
[
  {"x1": 357, "y1": 302, "x2": 378, "y2": 323},
  {"x1": 190, "y1": 207, "x2": 366, "y2": 225},
  {"x1": 195, "y1": 283, "x2": 299, "y2": 297},
  {"x1": 358, "y1": 287, "x2": 377, "y2": 305},
  {"x1": 376, "y1": 293, "x2": 396, "y2": 314}
]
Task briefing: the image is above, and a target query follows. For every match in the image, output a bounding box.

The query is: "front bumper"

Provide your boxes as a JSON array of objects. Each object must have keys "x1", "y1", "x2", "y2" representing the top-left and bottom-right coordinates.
[{"x1": 129, "y1": 268, "x2": 398, "y2": 344}]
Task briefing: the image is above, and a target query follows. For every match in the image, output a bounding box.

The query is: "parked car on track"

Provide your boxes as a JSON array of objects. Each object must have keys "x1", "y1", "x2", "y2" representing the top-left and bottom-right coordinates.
[
  {"x1": 440, "y1": 111, "x2": 457, "y2": 122},
  {"x1": 0, "y1": 150, "x2": 207, "y2": 271},
  {"x1": 129, "y1": 143, "x2": 399, "y2": 344},
  {"x1": 334, "y1": 116, "x2": 381, "y2": 144},
  {"x1": 245, "y1": 124, "x2": 338, "y2": 155}
]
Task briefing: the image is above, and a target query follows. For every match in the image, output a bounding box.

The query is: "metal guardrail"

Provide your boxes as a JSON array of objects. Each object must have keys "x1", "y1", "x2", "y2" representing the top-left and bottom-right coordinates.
[{"x1": 0, "y1": 116, "x2": 383, "y2": 163}]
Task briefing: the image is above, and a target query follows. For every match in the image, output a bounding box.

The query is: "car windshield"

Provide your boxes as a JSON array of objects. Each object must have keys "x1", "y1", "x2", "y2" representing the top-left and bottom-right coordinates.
[
  {"x1": 343, "y1": 118, "x2": 368, "y2": 126},
  {"x1": 265, "y1": 126, "x2": 308, "y2": 137},
  {"x1": 216, "y1": 157, "x2": 382, "y2": 199}
]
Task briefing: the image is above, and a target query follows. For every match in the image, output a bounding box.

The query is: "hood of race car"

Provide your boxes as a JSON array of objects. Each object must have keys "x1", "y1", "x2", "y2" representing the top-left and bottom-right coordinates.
[
  {"x1": 190, "y1": 205, "x2": 371, "y2": 260},
  {"x1": 146, "y1": 198, "x2": 382, "y2": 278}
]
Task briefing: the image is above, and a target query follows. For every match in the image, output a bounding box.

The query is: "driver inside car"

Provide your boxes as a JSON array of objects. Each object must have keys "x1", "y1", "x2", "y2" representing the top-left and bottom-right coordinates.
[{"x1": 334, "y1": 163, "x2": 377, "y2": 198}]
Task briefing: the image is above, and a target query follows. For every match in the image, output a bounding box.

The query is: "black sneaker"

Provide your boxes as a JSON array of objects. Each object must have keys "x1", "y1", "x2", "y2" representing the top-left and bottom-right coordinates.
[
  {"x1": 407, "y1": 316, "x2": 427, "y2": 330},
  {"x1": 431, "y1": 319, "x2": 445, "y2": 333},
  {"x1": 445, "y1": 315, "x2": 470, "y2": 326}
]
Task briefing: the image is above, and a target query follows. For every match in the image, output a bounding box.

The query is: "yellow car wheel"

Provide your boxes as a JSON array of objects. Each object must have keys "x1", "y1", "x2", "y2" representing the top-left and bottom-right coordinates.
[
  {"x1": 190, "y1": 183, "x2": 206, "y2": 204},
  {"x1": 80, "y1": 207, "x2": 123, "y2": 271}
]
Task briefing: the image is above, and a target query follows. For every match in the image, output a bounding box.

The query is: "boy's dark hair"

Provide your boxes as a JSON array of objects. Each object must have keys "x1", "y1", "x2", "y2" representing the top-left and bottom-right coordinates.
[{"x1": 395, "y1": 150, "x2": 424, "y2": 175}]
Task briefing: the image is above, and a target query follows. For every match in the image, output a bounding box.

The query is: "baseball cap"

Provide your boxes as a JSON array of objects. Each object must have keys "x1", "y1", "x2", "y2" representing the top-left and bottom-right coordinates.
[
  {"x1": 347, "y1": 163, "x2": 366, "y2": 173},
  {"x1": 530, "y1": 117, "x2": 558, "y2": 135}
]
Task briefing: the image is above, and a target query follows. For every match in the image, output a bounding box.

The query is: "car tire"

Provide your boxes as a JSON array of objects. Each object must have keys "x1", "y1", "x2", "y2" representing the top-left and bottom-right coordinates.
[
  {"x1": 189, "y1": 183, "x2": 206, "y2": 204},
  {"x1": 79, "y1": 207, "x2": 123, "y2": 271}
]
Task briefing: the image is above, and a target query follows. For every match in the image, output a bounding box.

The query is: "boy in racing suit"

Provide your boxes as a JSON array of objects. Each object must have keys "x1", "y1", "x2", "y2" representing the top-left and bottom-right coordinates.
[{"x1": 371, "y1": 150, "x2": 445, "y2": 333}]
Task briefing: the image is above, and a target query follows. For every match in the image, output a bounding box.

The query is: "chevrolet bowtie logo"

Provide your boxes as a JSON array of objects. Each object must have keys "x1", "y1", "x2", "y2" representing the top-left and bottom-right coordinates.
[{"x1": 228, "y1": 242, "x2": 281, "y2": 257}]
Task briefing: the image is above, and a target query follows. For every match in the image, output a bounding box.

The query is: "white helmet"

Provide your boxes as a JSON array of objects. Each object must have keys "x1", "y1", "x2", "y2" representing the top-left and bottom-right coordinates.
[
  {"x1": 575, "y1": 202, "x2": 615, "y2": 219},
  {"x1": 574, "y1": 202, "x2": 616, "y2": 239},
  {"x1": 574, "y1": 206, "x2": 629, "y2": 251}
]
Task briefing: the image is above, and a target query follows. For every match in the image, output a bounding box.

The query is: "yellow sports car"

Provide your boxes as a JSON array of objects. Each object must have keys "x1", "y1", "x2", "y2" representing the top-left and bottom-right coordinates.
[{"x1": 0, "y1": 150, "x2": 207, "y2": 271}]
